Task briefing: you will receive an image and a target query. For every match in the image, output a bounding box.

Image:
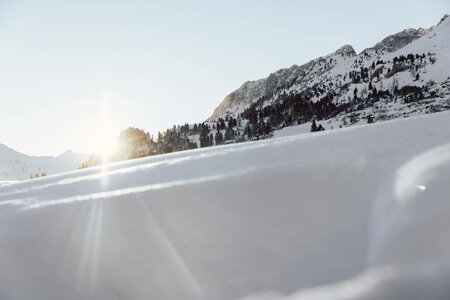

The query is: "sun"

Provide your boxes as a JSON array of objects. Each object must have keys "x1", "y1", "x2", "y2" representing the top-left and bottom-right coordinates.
[
  {"x1": 76, "y1": 94, "x2": 124, "y2": 165},
  {"x1": 80, "y1": 99, "x2": 119, "y2": 164},
  {"x1": 96, "y1": 133, "x2": 117, "y2": 163},
  {"x1": 95, "y1": 101, "x2": 119, "y2": 163}
]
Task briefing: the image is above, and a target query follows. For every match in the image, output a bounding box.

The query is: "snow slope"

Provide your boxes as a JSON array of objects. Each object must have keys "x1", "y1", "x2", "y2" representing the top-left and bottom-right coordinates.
[
  {"x1": 0, "y1": 112, "x2": 450, "y2": 299},
  {"x1": 0, "y1": 144, "x2": 89, "y2": 181}
]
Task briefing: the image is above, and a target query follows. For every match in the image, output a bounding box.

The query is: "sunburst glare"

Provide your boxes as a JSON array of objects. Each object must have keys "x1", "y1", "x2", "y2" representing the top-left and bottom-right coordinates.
[{"x1": 98, "y1": 100, "x2": 117, "y2": 162}]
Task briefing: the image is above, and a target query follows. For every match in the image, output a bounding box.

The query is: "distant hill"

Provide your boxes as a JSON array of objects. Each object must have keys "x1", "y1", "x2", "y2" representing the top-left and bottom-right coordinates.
[{"x1": 0, "y1": 144, "x2": 89, "y2": 181}]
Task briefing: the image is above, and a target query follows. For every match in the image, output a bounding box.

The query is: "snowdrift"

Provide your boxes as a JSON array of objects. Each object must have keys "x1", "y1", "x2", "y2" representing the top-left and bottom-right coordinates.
[{"x1": 0, "y1": 111, "x2": 450, "y2": 300}]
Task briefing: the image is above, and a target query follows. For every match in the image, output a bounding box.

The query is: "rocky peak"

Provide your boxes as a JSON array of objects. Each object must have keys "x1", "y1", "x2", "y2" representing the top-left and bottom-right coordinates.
[
  {"x1": 335, "y1": 44, "x2": 356, "y2": 57},
  {"x1": 368, "y1": 28, "x2": 428, "y2": 53},
  {"x1": 438, "y1": 14, "x2": 449, "y2": 26}
]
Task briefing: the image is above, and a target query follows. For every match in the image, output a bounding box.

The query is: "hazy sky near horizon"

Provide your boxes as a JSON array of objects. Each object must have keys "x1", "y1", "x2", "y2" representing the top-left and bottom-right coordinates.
[{"x1": 0, "y1": 0, "x2": 448, "y2": 156}]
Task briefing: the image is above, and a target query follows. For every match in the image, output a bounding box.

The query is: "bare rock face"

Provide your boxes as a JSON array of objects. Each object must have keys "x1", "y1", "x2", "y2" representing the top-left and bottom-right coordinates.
[
  {"x1": 335, "y1": 44, "x2": 357, "y2": 57},
  {"x1": 365, "y1": 28, "x2": 428, "y2": 53}
]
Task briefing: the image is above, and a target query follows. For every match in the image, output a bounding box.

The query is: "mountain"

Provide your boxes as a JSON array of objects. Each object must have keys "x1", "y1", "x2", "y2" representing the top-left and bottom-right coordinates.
[
  {"x1": 207, "y1": 44, "x2": 357, "y2": 122},
  {"x1": 206, "y1": 15, "x2": 450, "y2": 136},
  {"x1": 46, "y1": 16, "x2": 450, "y2": 167},
  {"x1": 0, "y1": 144, "x2": 90, "y2": 181}
]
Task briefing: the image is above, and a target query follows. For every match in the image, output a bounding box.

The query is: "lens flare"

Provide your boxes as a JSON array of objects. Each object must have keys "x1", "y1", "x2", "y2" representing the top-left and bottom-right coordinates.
[{"x1": 94, "y1": 99, "x2": 118, "y2": 163}]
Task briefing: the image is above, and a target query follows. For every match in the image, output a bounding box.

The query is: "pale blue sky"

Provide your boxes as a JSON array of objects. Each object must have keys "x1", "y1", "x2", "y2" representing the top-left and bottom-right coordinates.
[{"x1": 0, "y1": 0, "x2": 448, "y2": 155}]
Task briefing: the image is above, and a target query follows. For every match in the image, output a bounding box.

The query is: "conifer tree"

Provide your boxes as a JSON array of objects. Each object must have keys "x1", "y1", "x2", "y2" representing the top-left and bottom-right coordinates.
[{"x1": 311, "y1": 120, "x2": 318, "y2": 132}]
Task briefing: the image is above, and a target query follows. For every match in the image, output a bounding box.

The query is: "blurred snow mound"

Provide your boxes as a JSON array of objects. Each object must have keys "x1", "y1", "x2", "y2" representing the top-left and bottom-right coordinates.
[
  {"x1": 246, "y1": 144, "x2": 450, "y2": 300},
  {"x1": 370, "y1": 143, "x2": 450, "y2": 267}
]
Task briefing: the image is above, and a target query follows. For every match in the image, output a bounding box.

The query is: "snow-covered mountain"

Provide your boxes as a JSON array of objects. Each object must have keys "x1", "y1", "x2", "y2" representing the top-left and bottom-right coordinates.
[
  {"x1": 0, "y1": 143, "x2": 89, "y2": 181},
  {"x1": 0, "y1": 111, "x2": 449, "y2": 299},
  {"x1": 207, "y1": 44, "x2": 357, "y2": 121},
  {"x1": 208, "y1": 15, "x2": 450, "y2": 129},
  {"x1": 90, "y1": 16, "x2": 447, "y2": 153}
]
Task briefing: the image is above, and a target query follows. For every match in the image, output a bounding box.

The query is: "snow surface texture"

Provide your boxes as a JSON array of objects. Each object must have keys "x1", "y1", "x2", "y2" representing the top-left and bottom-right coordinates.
[
  {"x1": 0, "y1": 144, "x2": 89, "y2": 181},
  {"x1": 0, "y1": 112, "x2": 450, "y2": 300}
]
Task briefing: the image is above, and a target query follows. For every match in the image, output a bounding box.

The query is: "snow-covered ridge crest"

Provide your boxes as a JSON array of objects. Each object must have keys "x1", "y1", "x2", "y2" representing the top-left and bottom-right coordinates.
[
  {"x1": 437, "y1": 14, "x2": 449, "y2": 26},
  {"x1": 0, "y1": 143, "x2": 89, "y2": 181},
  {"x1": 364, "y1": 27, "x2": 428, "y2": 53},
  {"x1": 207, "y1": 44, "x2": 356, "y2": 121},
  {"x1": 207, "y1": 15, "x2": 450, "y2": 125}
]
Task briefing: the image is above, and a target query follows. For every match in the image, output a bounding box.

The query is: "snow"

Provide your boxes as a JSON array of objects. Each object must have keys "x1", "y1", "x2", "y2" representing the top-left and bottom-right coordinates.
[
  {"x1": 387, "y1": 15, "x2": 450, "y2": 83},
  {"x1": 0, "y1": 180, "x2": 19, "y2": 186},
  {"x1": 272, "y1": 122, "x2": 312, "y2": 138},
  {"x1": 1, "y1": 111, "x2": 450, "y2": 299},
  {"x1": 272, "y1": 118, "x2": 343, "y2": 138},
  {"x1": 246, "y1": 264, "x2": 450, "y2": 300}
]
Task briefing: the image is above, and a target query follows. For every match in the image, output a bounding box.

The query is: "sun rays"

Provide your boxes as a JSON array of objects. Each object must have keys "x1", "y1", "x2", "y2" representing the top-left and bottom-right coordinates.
[
  {"x1": 76, "y1": 95, "x2": 120, "y2": 165},
  {"x1": 96, "y1": 100, "x2": 118, "y2": 163}
]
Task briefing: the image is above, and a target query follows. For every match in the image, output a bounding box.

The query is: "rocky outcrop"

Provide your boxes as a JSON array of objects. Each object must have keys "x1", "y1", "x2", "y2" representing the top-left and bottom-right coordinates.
[
  {"x1": 365, "y1": 28, "x2": 428, "y2": 53},
  {"x1": 207, "y1": 45, "x2": 356, "y2": 121}
]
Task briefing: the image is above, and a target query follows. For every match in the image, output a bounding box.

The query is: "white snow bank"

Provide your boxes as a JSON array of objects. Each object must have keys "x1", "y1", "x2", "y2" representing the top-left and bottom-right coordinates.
[
  {"x1": 244, "y1": 142, "x2": 450, "y2": 300},
  {"x1": 370, "y1": 143, "x2": 450, "y2": 268},
  {"x1": 1, "y1": 112, "x2": 450, "y2": 300},
  {"x1": 0, "y1": 180, "x2": 19, "y2": 186},
  {"x1": 244, "y1": 264, "x2": 450, "y2": 300}
]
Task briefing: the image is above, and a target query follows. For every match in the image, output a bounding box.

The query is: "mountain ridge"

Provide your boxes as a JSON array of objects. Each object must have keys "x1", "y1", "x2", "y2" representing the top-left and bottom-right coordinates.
[
  {"x1": 207, "y1": 15, "x2": 449, "y2": 122},
  {"x1": 207, "y1": 43, "x2": 357, "y2": 121},
  {"x1": 0, "y1": 143, "x2": 90, "y2": 181}
]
